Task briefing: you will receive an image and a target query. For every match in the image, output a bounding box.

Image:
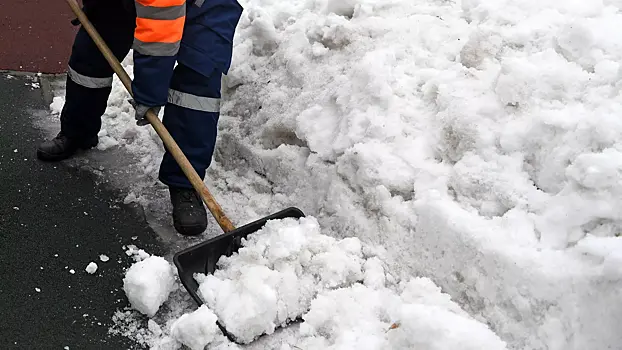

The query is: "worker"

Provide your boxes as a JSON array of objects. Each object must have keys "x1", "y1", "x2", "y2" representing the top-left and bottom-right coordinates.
[{"x1": 36, "y1": 0, "x2": 243, "y2": 236}]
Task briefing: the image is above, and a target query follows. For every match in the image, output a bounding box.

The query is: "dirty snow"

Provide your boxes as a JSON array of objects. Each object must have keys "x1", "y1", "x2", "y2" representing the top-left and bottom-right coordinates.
[{"x1": 44, "y1": 0, "x2": 622, "y2": 349}]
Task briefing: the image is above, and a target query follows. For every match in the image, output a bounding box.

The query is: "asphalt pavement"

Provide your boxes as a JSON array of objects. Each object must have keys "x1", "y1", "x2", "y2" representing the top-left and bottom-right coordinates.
[{"x1": 0, "y1": 73, "x2": 166, "y2": 349}]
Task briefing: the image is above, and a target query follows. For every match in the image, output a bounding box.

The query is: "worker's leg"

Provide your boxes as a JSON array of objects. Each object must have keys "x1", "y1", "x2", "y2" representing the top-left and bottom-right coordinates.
[
  {"x1": 158, "y1": 64, "x2": 222, "y2": 236},
  {"x1": 37, "y1": 1, "x2": 135, "y2": 161},
  {"x1": 60, "y1": 13, "x2": 136, "y2": 141}
]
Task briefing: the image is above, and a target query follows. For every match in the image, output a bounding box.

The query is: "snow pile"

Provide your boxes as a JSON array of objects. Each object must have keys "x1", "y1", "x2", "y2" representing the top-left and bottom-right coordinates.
[
  {"x1": 209, "y1": 0, "x2": 622, "y2": 348},
  {"x1": 47, "y1": 0, "x2": 622, "y2": 348},
  {"x1": 295, "y1": 278, "x2": 507, "y2": 350},
  {"x1": 573, "y1": 236, "x2": 622, "y2": 279},
  {"x1": 123, "y1": 255, "x2": 176, "y2": 317},
  {"x1": 195, "y1": 216, "x2": 367, "y2": 344},
  {"x1": 117, "y1": 218, "x2": 506, "y2": 349}
]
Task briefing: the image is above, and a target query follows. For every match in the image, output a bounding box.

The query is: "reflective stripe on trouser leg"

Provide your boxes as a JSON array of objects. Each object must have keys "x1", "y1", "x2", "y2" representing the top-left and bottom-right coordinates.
[
  {"x1": 67, "y1": 65, "x2": 113, "y2": 89},
  {"x1": 60, "y1": 10, "x2": 135, "y2": 141},
  {"x1": 167, "y1": 89, "x2": 220, "y2": 112},
  {"x1": 158, "y1": 64, "x2": 222, "y2": 189}
]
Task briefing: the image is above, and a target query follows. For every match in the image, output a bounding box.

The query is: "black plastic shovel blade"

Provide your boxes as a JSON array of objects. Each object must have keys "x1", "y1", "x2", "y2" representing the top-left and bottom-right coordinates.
[
  {"x1": 173, "y1": 207, "x2": 305, "y2": 304},
  {"x1": 172, "y1": 207, "x2": 305, "y2": 342}
]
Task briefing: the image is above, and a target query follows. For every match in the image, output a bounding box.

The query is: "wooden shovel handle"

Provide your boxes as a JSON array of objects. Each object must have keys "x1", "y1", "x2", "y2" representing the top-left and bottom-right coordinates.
[{"x1": 65, "y1": 0, "x2": 236, "y2": 233}]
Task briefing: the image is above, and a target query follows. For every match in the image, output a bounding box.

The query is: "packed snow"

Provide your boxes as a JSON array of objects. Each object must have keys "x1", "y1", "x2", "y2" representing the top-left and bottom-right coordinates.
[{"x1": 44, "y1": 0, "x2": 622, "y2": 348}]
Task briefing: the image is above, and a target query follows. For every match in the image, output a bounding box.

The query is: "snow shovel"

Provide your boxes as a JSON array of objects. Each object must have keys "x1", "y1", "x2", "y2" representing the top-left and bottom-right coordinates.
[{"x1": 66, "y1": 0, "x2": 306, "y2": 343}]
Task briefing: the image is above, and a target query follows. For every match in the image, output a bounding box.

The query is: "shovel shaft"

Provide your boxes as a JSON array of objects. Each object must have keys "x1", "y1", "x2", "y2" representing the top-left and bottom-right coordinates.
[{"x1": 65, "y1": 0, "x2": 236, "y2": 233}]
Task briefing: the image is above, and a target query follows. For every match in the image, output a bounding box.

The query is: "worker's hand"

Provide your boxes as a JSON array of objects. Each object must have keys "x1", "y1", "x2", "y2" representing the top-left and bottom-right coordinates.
[{"x1": 128, "y1": 99, "x2": 161, "y2": 126}]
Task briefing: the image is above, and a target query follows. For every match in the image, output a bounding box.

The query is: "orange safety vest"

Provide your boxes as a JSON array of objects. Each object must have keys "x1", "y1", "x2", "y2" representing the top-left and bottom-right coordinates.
[{"x1": 133, "y1": 0, "x2": 186, "y2": 56}]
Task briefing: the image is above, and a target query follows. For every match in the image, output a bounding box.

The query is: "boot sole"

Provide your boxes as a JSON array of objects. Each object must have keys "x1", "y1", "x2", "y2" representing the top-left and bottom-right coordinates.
[{"x1": 174, "y1": 222, "x2": 207, "y2": 236}]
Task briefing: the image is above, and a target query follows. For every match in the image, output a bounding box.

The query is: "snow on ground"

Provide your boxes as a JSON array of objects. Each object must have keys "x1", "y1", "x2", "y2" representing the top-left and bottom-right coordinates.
[
  {"x1": 295, "y1": 278, "x2": 506, "y2": 350},
  {"x1": 46, "y1": 0, "x2": 622, "y2": 349},
  {"x1": 114, "y1": 217, "x2": 507, "y2": 350}
]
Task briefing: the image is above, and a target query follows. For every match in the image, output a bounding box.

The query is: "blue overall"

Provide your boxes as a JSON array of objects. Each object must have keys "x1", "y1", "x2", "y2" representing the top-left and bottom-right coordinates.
[{"x1": 61, "y1": 0, "x2": 243, "y2": 188}]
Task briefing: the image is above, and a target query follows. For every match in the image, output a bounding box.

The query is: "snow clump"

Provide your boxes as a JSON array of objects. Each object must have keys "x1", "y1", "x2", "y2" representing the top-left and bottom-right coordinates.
[
  {"x1": 85, "y1": 262, "x2": 98, "y2": 274},
  {"x1": 195, "y1": 216, "x2": 367, "y2": 344},
  {"x1": 170, "y1": 305, "x2": 221, "y2": 350},
  {"x1": 123, "y1": 255, "x2": 176, "y2": 317}
]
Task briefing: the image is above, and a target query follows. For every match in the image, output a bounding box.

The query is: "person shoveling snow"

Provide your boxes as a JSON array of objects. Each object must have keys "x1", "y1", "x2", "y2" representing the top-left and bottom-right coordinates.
[{"x1": 36, "y1": 0, "x2": 244, "y2": 237}]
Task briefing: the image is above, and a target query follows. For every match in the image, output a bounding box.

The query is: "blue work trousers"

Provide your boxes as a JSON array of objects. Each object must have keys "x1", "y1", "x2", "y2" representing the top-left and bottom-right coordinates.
[{"x1": 60, "y1": 0, "x2": 228, "y2": 189}]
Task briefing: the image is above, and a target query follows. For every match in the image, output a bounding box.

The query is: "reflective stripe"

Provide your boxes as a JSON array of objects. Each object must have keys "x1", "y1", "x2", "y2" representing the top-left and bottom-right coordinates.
[
  {"x1": 168, "y1": 89, "x2": 220, "y2": 112},
  {"x1": 133, "y1": 39, "x2": 180, "y2": 56},
  {"x1": 136, "y1": 3, "x2": 185, "y2": 20},
  {"x1": 137, "y1": 0, "x2": 185, "y2": 6},
  {"x1": 194, "y1": 0, "x2": 204, "y2": 7},
  {"x1": 68, "y1": 66, "x2": 113, "y2": 88}
]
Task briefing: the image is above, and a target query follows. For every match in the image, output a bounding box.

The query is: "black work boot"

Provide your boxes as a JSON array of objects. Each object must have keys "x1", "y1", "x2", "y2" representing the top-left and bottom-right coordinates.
[
  {"x1": 36, "y1": 132, "x2": 98, "y2": 162},
  {"x1": 169, "y1": 186, "x2": 207, "y2": 236}
]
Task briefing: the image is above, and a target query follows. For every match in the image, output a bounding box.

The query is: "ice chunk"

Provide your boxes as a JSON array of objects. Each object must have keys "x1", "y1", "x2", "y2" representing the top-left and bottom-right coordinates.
[
  {"x1": 123, "y1": 256, "x2": 175, "y2": 317},
  {"x1": 50, "y1": 96, "x2": 64, "y2": 114},
  {"x1": 86, "y1": 262, "x2": 98, "y2": 274}
]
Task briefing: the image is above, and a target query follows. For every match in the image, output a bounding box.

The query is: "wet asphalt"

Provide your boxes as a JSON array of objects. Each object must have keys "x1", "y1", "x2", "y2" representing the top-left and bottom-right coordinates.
[{"x1": 0, "y1": 73, "x2": 167, "y2": 349}]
